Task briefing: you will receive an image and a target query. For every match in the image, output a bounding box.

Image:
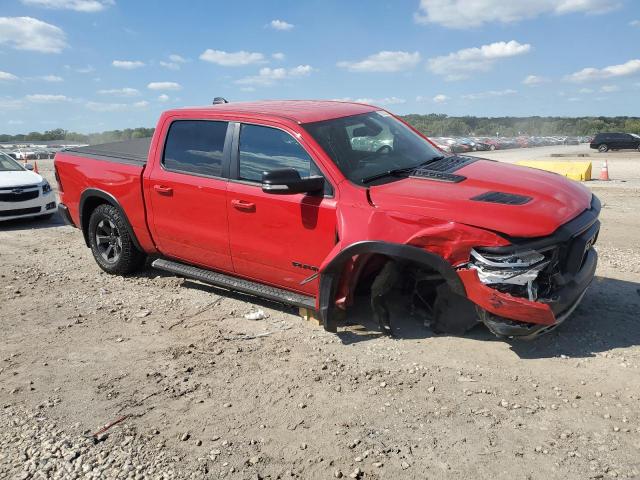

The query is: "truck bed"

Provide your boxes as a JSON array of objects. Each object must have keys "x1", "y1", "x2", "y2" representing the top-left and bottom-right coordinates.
[{"x1": 64, "y1": 137, "x2": 151, "y2": 165}]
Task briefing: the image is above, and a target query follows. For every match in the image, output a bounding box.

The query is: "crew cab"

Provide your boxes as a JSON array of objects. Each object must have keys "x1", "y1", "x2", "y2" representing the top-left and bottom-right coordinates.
[
  {"x1": 0, "y1": 152, "x2": 57, "y2": 221},
  {"x1": 54, "y1": 101, "x2": 600, "y2": 338}
]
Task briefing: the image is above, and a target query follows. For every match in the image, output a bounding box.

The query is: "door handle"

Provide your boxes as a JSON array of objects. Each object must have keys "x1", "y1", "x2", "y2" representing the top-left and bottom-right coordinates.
[
  {"x1": 154, "y1": 184, "x2": 173, "y2": 195},
  {"x1": 231, "y1": 199, "x2": 256, "y2": 212}
]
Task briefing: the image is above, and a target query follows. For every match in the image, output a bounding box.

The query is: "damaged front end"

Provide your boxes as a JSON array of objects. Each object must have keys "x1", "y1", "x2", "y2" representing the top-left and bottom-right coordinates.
[
  {"x1": 468, "y1": 247, "x2": 553, "y2": 303},
  {"x1": 459, "y1": 197, "x2": 600, "y2": 339}
]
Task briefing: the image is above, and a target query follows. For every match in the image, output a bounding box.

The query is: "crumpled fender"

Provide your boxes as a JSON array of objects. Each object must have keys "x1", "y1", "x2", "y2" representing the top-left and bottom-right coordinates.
[{"x1": 316, "y1": 192, "x2": 510, "y2": 331}]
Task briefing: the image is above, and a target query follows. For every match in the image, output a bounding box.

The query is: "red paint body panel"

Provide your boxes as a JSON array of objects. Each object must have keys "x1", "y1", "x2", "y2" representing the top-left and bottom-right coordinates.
[
  {"x1": 458, "y1": 269, "x2": 555, "y2": 325},
  {"x1": 368, "y1": 160, "x2": 592, "y2": 238},
  {"x1": 54, "y1": 100, "x2": 598, "y2": 331}
]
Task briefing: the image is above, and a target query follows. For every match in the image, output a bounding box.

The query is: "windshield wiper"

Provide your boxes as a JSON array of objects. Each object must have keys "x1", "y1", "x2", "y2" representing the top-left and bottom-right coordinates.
[{"x1": 360, "y1": 156, "x2": 445, "y2": 185}]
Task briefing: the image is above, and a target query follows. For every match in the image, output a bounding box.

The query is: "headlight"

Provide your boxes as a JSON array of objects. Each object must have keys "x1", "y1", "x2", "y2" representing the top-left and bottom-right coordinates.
[
  {"x1": 42, "y1": 181, "x2": 52, "y2": 194},
  {"x1": 469, "y1": 248, "x2": 550, "y2": 301}
]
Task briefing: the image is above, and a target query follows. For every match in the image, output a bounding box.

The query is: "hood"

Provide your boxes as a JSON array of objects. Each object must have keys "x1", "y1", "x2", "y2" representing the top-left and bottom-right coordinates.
[
  {"x1": 0, "y1": 170, "x2": 43, "y2": 189},
  {"x1": 368, "y1": 159, "x2": 592, "y2": 238}
]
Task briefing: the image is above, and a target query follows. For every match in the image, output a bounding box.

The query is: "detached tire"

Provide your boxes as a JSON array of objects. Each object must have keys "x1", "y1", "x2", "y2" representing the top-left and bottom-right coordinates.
[
  {"x1": 88, "y1": 204, "x2": 145, "y2": 275},
  {"x1": 598, "y1": 144, "x2": 609, "y2": 153}
]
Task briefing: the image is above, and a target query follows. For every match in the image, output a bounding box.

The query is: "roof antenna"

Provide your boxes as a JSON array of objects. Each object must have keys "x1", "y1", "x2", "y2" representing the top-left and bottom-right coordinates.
[{"x1": 212, "y1": 97, "x2": 229, "y2": 105}]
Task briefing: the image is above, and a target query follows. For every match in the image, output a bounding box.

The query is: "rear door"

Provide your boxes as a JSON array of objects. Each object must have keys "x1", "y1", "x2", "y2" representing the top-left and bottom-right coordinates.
[
  {"x1": 226, "y1": 121, "x2": 337, "y2": 295},
  {"x1": 145, "y1": 119, "x2": 234, "y2": 272}
]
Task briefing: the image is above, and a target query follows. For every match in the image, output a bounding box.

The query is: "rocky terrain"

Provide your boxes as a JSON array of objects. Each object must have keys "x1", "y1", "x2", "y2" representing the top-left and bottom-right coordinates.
[{"x1": 1, "y1": 146, "x2": 639, "y2": 479}]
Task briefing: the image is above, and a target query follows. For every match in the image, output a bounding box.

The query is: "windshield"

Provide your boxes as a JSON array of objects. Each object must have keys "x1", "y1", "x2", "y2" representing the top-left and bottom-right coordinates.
[
  {"x1": 303, "y1": 111, "x2": 444, "y2": 185},
  {"x1": 0, "y1": 152, "x2": 25, "y2": 172}
]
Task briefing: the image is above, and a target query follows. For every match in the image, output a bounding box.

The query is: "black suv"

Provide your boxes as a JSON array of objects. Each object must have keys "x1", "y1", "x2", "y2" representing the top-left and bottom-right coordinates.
[{"x1": 590, "y1": 132, "x2": 640, "y2": 152}]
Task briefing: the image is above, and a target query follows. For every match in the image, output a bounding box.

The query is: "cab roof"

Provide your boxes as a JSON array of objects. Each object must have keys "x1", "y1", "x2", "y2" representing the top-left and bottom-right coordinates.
[{"x1": 169, "y1": 100, "x2": 380, "y2": 124}]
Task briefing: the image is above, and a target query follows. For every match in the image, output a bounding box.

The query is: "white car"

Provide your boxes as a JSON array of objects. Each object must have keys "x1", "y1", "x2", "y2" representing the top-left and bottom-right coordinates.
[{"x1": 0, "y1": 152, "x2": 57, "y2": 221}]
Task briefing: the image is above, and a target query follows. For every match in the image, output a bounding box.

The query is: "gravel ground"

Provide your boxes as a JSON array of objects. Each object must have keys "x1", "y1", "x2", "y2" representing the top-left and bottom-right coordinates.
[{"x1": 1, "y1": 147, "x2": 639, "y2": 479}]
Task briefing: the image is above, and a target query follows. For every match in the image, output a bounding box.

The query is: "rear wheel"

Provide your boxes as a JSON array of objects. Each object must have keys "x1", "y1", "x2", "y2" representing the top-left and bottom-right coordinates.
[
  {"x1": 88, "y1": 204, "x2": 145, "y2": 275},
  {"x1": 598, "y1": 144, "x2": 609, "y2": 153}
]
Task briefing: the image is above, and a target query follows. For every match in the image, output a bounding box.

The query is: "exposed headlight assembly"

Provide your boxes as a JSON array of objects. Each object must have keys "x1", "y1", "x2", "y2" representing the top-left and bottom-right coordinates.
[{"x1": 469, "y1": 248, "x2": 550, "y2": 301}]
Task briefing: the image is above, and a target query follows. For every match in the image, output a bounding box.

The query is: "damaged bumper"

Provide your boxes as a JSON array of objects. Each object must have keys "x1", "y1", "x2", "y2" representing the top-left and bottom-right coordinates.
[{"x1": 458, "y1": 196, "x2": 600, "y2": 338}]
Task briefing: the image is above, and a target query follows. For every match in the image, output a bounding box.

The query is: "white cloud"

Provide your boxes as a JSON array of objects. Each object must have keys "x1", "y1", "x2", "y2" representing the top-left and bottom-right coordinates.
[
  {"x1": 200, "y1": 49, "x2": 265, "y2": 66},
  {"x1": 0, "y1": 97, "x2": 24, "y2": 109},
  {"x1": 433, "y1": 94, "x2": 450, "y2": 103},
  {"x1": 20, "y1": 0, "x2": 114, "y2": 12},
  {"x1": 415, "y1": 0, "x2": 621, "y2": 28},
  {"x1": 334, "y1": 97, "x2": 406, "y2": 106},
  {"x1": 98, "y1": 87, "x2": 140, "y2": 97},
  {"x1": 0, "y1": 71, "x2": 19, "y2": 81},
  {"x1": 579, "y1": 88, "x2": 594, "y2": 93},
  {"x1": 112, "y1": 60, "x2": 145, "y2": 69},
  {"x1": 8, "y1": 120, "x2": 25, "y2": 125},
  {"x1": 337, "y1": 51, "x2": 421, "y2": 72},
  {"x1": 85, "y1": 100, "x2": 147, "y2": 112},
  {"x1": 523, "y1": 74, "x2": 548, "y2": 86},
  {"x1": 160, "y1": 54, "x2": 188, "y2": 70},
  {"x1": 272, "y1": 52, "x2": 285, "y2": 61},
  {"x1": 26, "y1": 94, "x2": 70, "y2": 103},
  {"x1": 147, "y1": 81, "x2": 182, "y2": 91},
  {"x1": 428, "y1": 41, "x2": 531, "y2": 80},
  {"x1": 600, "y1": 84, "x2": 620, "y2": 92},
  {"x1": 40, "y1": 74, "x2": 63, "y2": 82},
  {"x1": 236, "y1": 65, "x2": 313, "y2": 86},
  {"x1": 269, "y1": 19, "x2": 294, "y2": 30},
  {"x1": 461, "y1": 89, "x2": 517, "y2": 100},
  {"x1": 567, "y1": 97, "x2": 581, "y2": 102},
  {"x1": 0, "y1": 16, "x2": 67, "y2": 53},
  {"x1": 160, "y1": 61, "x2": 180, "y2": 70},
  {"x1": 158, "y1": 94, "x2": 170, "y2": 102},
  {"x1": 240, "y1": 87, "x2": 255, "y2": 92},
  {"x1": 629, "y1": 19, "x2": 640, "y2": 27},
  {"x1": 565, "y1": 59, "x2": 640, "y2": 82}
]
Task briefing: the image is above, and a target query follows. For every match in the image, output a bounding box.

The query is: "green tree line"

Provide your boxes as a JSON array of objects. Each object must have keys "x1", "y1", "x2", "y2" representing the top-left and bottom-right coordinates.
[
  {"x1": 1, "y1": 116, "x2": 640, "y2": 143},
  {"x1": 401, "y1": 115, "x2": 640, "y2": 137},
  {"x1": 0, "y1": 127, "x2": 155, "y2": 145}
]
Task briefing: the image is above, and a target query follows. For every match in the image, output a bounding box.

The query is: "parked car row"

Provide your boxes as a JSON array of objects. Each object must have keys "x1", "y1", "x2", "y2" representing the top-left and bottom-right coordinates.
[
  {"x1": 0, "y1": 147, "x2": 61, "y2": 160},
  {"x1": 429, "y1": 136, "x2": 589, "y2": 153}
]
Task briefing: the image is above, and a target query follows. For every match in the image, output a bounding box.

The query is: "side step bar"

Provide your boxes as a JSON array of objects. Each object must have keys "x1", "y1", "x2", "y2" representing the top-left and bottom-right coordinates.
[{"x1": 151, "y1": 258, "x2": 316, "y2": 310}]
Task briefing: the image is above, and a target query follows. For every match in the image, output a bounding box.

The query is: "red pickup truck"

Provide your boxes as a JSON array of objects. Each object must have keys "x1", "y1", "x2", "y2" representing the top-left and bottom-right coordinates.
[{"x1": 54, "y1": 100, "x2": 600, "y2": 339}]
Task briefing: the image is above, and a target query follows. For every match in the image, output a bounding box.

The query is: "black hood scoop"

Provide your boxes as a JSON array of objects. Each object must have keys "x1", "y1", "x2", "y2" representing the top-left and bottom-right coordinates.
[
  {"x1": 471, "y1": 191, "x2": 533, "y2": 205},
  {"x1": 410, "y1": 155, "x2": 477, "y2": 183}
]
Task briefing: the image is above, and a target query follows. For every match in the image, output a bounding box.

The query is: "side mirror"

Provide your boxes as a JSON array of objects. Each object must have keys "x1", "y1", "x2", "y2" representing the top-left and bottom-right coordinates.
[
  {"x1": 24, "y1": 163, "x2": 34, "y2": 171},
  {"x1": 261, "y1": 168, "x2": 324, "y2": 195}
]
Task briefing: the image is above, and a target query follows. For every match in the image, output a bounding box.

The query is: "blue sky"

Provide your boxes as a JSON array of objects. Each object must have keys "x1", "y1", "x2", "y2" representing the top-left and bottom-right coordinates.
[{"x1": 1, "y1": 0, "x2": 639, "y2": 134}]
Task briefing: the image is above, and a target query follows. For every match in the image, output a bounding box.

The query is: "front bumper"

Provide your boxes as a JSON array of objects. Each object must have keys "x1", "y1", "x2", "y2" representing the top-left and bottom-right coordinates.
[
  {"x1": 0, "y1": 193, "x2": 57, "y2": 222},
  {"x1": 458, "y1": 196, "x2": 600, "y2": 338}
]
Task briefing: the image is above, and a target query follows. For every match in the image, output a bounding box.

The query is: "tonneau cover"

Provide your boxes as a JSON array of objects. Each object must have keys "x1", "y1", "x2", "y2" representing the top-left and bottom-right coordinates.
[{"x1": 64, "y1": 137, "x2": 151, "y2": 165}]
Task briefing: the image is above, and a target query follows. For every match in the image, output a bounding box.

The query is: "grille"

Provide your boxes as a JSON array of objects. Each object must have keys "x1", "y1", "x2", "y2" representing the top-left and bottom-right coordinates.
[
  {"x1": 0, "y1": 189, "x2": 40, "y2": 202},
  {"x1": 471, "y1": 191, "x2": 532, "y2": 205},
  {"x1": 0, "y1": 206, "x2": 41, "y2": 217}
]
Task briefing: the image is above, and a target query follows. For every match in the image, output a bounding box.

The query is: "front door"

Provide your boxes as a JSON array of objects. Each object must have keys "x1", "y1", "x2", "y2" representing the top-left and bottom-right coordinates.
[
  {"x1": 146, "y1": 119, "x2": 234, "y2": 272},
  {"x1": 226, "y1": 122, "x2": 337, "y2": 295}
]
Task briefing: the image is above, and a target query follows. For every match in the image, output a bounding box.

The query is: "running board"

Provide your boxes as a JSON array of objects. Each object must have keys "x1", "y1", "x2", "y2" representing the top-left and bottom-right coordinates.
[{"x1": 151, "y1": 258, "x2": 316, "y2": 310}]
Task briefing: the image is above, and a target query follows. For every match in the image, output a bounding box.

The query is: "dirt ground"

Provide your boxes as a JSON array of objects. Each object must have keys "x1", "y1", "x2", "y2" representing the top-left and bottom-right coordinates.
[{"x1": 1, "y1": 145, "x2": 639, "y2": 480}]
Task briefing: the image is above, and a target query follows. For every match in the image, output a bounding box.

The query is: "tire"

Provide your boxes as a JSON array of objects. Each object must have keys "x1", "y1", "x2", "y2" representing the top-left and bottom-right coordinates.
[
  {"x1": 88, "y1": 204, "x2": 145, "y2": 275},
  {"x1": 598, "y1": 144, "x2": 609, "y2": 153}
]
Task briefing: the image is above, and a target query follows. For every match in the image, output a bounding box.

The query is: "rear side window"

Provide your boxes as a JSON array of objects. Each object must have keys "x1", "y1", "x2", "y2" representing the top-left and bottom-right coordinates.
[
  {"x1": 163, "y1": 120, "x2": 228, "y2": 177},
  {"x1": 239, "y1": 124, "x2": 318, "y2": 182}
]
